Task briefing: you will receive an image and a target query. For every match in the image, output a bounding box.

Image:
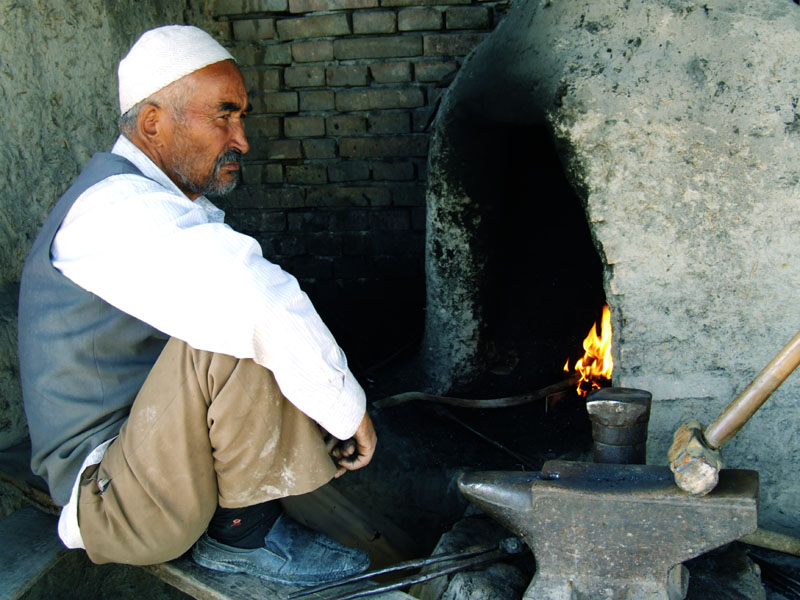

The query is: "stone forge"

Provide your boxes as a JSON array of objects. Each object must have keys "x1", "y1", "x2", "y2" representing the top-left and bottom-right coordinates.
[{"x1": 420, "y1": 0, "x2": 800, "y2": 535}]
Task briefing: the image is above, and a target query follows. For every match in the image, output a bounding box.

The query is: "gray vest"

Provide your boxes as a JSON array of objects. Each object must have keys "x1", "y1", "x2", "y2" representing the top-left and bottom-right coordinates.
[{"x1": 18, "y1": 152, "x2": 168, "y2": 505}]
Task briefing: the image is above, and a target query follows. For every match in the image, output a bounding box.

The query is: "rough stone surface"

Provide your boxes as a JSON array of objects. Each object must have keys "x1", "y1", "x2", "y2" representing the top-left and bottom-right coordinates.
[
  {"x1": 442, "y1": 563, "x2": 529, "y2": 600},
  {"x1": 423, "y1": 0, "x2": 800, "y2": 535}
]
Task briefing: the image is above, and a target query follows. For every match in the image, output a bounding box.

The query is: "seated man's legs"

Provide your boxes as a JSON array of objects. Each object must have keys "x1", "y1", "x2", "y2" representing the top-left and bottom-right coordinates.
[{"x1": 76, "y1": 337, "x2": 338, "y2": 566}]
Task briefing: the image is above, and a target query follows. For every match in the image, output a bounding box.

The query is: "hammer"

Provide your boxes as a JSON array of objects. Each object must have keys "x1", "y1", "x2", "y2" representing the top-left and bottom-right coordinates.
[{"x1": 668, "y1": 329, "x2": 800, "y2": 495}]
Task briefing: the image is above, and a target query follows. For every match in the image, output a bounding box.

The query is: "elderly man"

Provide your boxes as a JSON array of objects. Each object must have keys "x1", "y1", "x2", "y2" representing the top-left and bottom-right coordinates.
[{"x1": 18, "y1": 25, "x2": 376, "y2": 585}]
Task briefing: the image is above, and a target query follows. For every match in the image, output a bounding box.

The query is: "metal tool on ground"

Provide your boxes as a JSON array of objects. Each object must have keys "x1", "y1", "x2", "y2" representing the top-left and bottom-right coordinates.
[
  {"x1": 287, "y1": 537, "x2": 526, "y2": 600},
  {"x1": 586, "y1": 387, "x2": 651, "y2": 464},
  {"x1": 668, "y1": 329, "x2": 800, "y2": 496},
  {"x1": 459, "y1": 460, "x2": 759, "y2": 600}
]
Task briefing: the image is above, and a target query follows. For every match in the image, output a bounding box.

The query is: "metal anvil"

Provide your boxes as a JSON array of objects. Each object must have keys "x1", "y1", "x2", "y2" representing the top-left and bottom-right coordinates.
[{"x1": 459, "y1": 460, "x2": 758, "y2": 600}]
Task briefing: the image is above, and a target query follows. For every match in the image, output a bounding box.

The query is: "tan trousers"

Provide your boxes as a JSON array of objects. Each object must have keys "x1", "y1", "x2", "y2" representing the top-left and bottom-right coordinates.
[{"x1": 77, "y1": 338, "x2": 337, "y2": 565}]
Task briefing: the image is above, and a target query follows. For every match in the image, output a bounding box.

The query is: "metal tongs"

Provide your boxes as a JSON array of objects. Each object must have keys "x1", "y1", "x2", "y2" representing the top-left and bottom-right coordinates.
[{"x1": 286, "y1": 537, "x2": 527, "y2": 600}]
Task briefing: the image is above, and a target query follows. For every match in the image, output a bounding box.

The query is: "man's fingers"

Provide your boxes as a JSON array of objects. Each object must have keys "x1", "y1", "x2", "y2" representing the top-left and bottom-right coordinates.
[
  {"x1": 330, "y1": 438, "x2": 356, "y2": 460},
  {"x1": 331, "y1": 411, "x2": 377, "y2": 476}
]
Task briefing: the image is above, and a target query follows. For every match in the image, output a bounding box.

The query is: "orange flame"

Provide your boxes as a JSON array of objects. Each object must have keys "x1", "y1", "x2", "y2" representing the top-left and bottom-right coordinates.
[{"x1": 564, "y1": 305, "x2": 613, "y2": 396}]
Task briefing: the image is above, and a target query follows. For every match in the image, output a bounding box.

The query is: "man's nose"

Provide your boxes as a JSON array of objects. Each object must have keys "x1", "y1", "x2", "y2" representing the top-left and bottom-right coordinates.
[{"x1": 230, "y1": 119, "x2": 250, "y2": 155}]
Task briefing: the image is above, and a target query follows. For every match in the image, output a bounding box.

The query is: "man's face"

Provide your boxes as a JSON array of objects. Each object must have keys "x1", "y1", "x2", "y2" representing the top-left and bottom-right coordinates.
[{"x1": 161, "y1": 61, "x2": 250, "y2": 199}]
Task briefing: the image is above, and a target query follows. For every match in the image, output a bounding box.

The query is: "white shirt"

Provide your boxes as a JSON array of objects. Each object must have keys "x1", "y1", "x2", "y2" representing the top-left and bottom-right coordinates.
[{"x1": 53, "y1": 135, "x2": 366, "y2": 548}]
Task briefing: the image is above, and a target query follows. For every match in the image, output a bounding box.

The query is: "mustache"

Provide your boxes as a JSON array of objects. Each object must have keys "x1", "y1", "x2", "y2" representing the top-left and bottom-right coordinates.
[{"x1": 214, "y1": 149, "x2": 243, "y2": 171}]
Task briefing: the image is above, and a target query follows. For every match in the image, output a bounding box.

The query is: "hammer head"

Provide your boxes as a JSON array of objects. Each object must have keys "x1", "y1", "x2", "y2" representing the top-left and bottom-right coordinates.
[{"x1": 668, "y1": 420, "x2": 723, "y2": 496}]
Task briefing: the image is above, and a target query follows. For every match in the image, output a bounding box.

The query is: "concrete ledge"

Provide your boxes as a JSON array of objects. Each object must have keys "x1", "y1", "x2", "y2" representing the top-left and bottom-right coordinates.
[{"x1": 0, "y1": 505, "x2": 67, "y2": 600}]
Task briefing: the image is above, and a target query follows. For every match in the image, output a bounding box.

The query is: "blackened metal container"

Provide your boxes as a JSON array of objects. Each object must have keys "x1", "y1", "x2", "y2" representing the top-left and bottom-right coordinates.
[{"x1": 585, "y1": 387, "x2": 652, "y2": 464}]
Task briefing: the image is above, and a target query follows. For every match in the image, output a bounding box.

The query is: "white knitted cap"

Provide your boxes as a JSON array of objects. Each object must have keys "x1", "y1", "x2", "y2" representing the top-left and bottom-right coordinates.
[{"x1": 118, "y1": 25, "x2": 235, "y2": 115}]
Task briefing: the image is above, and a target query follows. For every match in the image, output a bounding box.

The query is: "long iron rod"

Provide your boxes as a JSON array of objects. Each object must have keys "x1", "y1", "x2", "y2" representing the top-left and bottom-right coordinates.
[
  {"x1": 286, "y1": 540, "x2": 503, "y2": 599},
  {"x1": 329, "y1": 545, "x2": 523, "y2": 600}
]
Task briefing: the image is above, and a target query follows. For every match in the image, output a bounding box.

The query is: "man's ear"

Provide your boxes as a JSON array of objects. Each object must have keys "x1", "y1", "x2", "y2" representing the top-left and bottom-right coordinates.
[{"x1": 138, "y1": 103, "x2": 163, "y2": 145}]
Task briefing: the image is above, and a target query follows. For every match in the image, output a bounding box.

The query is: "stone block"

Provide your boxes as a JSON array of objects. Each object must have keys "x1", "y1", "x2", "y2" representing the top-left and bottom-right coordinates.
[
  {"x1": 299, "y1": 90, "x2": 335, "y2": 111},
  {"x1": 398, "y1": 7, "x2": 442, "y2": 31},
  {"x1": 265, "y1": 92, "x2": 299, "y2": 113},
  {"x1": 265, "y1": 164, "x2": 284, "y2": 183},
  {"x1": 289, "y1": 0, "x2": 377, "y2": 12},
  {"x1": 266, "y1": 139, "x2": 303, "y2": 159},
  {"x1": 333, "y1": 36, "x2": 422, "y2": 60},
  {"x1": 233, "y1": 19, "x2": 275, "y2": 41},
  {"x1": 237, "y1": 43, "x2": 293, "y2": 66},
  {"x1": 276, "y1": 14, "x2": 350, "y2": 41},
  {"x1": 284, "y1": 65, "x2": 326, "y2": 88},
  {"x1": 428, "y1": 86, "x2": 446, "y2": 105},
  {"x1": 412, "y1": 106, "x2": 436, "y2": 132},
  {"x1": 209, "y1": 21, "x2": 233, "y2": 42},
  {"x1": 240, "y1": 162, "x2": 259, "y2": 186},
  {"x1": 326, "y1": 65, "x2": 369, "y2": 87},
  {"x1": 261, "y1": 211, "x2": 289, "y2": 232},
  {"x1": 242, "y1": 68, "x2": 282, "y2": 93},
  {"x1": 445, "y1": 6, "x2": 490, "y2": 30},
  {"x1": 390, "y1": 183, "x2": 425, "y2": 205},
  {"x1": 286, "y1": 164, "x2": 328, "y2": 184},
  {"x1": 247, "y1": 115, "x2": 281, "y2": 137},
  {"x1": 284, "y1": 116, "x2": 326, "y2": 137},
  {"x1": 216, "y1": 0, "x2": 288, "y2": 14},
  {"x1": 371, "y1": 208, "x2": 411, "y2": 230},
  {"x1": 306, "y1": 233, "x2": 344, "y2": 257},
  {"x1": 414, "y1": 60, "x2": 459, "y2": 82},
  {"x1": 328, "y1": 209, "x2": 370, "y2": 230},
  {"x1": 372, "y1": 160, "x2": 415, "y2": 180},
  {"x1": 353, "y1": 11, "x2": 397, "y2": 35},
  {"x1": 339, "y1": 135, "x2": 428, "y2": 157},
  {"x1": 264, "y1": 187, "x2": 305, "y2": 208},
  {"x1": 384, "y1": 0, "x2": 467, "y2": 6},
  {"x1": 302, "y1": 138, "x2": 337, "y2": 159},
  {"x1": 328, "y1": 161, "x2": 371, "y2": 182},
  {"x1": 370, "y1": 62, "x2": 412, "y2": 83},
  {"x1": 423, "y1": 32, "x2": 488, "y2": 56},
  {"x1": 341, "y1": 231, "x2": 373, "y2": 255},
  {"x1": 336, "y1": 88, "x2": 424, "y2": 111},
  {"x1": 292, "y1": 40, "x2": 334, "y2": 63},
  {"x1": 368, "y1": 112, "x2": 411, "y2": 134},
  {"x1": 288, "y1": 211, "x2": 331, "y2": 234},
  {"x1": 369, "y1": 229, "x2": 422, "y2": 254},
  {"x1": 274, "y1": 234, "x2": 307, "y2": 256},
  {"x1": 308, "y1": 187, "x2": 390, "y2": 207},
  {"x1": 327, "y1": 114, "x2": 367, "y2": 136}
]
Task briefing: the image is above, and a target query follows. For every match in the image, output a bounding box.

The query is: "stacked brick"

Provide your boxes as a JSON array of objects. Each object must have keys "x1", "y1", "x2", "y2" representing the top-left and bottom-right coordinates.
[{"x1": 210, "y1": 0, "x2": 508, "y2": 359}]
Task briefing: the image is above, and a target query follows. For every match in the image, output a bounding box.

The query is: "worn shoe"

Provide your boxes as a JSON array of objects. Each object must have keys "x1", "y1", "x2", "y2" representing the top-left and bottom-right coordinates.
[{"x1": 191, "y1": 513, "x2": 370, "y2": 585}]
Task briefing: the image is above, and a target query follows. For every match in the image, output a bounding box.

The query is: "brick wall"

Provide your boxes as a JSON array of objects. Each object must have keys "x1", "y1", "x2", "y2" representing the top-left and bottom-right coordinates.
[{"x1": 210, "y1": 0, "x2": 509, "y2": 366}]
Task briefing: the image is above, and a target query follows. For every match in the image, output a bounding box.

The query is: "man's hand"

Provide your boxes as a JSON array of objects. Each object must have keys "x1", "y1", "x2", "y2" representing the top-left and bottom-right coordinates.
[{"x1": 329, "y1": 411, "x2": 377, "y2": 478}]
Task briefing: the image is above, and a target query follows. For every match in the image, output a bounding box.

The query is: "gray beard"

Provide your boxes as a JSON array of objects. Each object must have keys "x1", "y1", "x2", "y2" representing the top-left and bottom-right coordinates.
[{"x1": 174, "y1": 150, "x2": 242, "y2": 198}]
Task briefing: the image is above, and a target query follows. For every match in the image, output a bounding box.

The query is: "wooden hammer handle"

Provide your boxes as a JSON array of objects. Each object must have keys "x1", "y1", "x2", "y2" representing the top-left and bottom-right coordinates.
[{"x1": 704, "y1": 329, "x2": 800, "y2": 449}]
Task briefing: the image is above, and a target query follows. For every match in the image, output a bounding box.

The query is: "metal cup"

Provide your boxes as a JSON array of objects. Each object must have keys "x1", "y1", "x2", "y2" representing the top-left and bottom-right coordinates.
[{"x1": 586, "y1": 387, "x2": 652, "y2": 464}]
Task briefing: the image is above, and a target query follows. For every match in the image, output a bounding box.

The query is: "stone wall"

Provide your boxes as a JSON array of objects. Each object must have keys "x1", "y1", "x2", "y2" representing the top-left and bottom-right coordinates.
[{"x1": 210, "y1": 0, "x2": 508, "y2": 364}]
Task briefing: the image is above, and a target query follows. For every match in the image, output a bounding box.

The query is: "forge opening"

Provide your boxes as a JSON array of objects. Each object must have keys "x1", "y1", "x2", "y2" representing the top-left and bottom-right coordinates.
[{"x1": 425, "y1": 113, "x2": 608, "y2": 398}]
